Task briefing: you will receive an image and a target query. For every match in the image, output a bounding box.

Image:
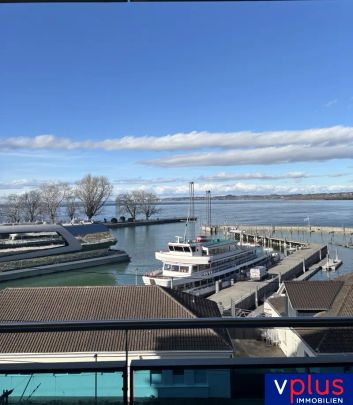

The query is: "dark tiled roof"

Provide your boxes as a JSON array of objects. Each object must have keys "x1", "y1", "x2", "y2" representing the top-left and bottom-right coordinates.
[
  {"x1": 298, "y1": 327, "x2": 353, "y2": 354},
  {"x1": 284, "y1": 281, "x2": 343, "y2": 311},
  {"x1": 163, "y1": 287, "x2": 230, "y2": 344},
  {"x1": 0, "y1": 285, "x2": 232, "y2": 353},
  {"x1": 295, "y1": 273, "x2": 353, "y2": 354}
]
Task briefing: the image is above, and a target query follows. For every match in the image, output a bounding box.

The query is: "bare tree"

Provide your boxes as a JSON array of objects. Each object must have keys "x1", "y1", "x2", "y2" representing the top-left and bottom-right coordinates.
[
  {"x1": 64, "y1": 187, "x2": 79, "y2": 221},
  {"x1": 116, "y1": 190, "x2": 160, "y2": 221},
  {"x1": 76, "y1": 174, "x2": 113, "y2": 220},
  {"x1": 40, "y1": 182, "x2": 67, "y2": 223},
  {"x1": 20, "y1": 190, "x2": 42, "y2": 222},
  {"x1": 5, "y1": 194, "x2": 23, "y2": 223},
  {"x1": 116, "y1": 191, "x2": 140, "y2": 221},
  {"x1": 136, "y1": 191, "x2": 160, "y2": 220}
]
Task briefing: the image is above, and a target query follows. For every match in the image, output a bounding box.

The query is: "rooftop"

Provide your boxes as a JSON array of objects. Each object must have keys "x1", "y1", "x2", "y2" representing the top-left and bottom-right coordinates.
[
  {"x1": 284, "y1": 280, "x2": 343, "y2": 311},
  {"x1": 0, "y1": 285, "x2": 232, "y2": 353},
  {"x1": 271, "y1": 274, "x2": 353, "y2": 354}
]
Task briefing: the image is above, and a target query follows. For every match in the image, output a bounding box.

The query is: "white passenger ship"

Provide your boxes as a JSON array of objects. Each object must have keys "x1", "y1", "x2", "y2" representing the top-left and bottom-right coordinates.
[{"x1": 143, "y1": 235, "x2": 270, "y2": 297}]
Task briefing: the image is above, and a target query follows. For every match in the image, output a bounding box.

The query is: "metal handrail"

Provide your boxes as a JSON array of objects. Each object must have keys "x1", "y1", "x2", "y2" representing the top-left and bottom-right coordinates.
[{"x1": 1, "y1": 316, "x2": 353, "y2": 333}]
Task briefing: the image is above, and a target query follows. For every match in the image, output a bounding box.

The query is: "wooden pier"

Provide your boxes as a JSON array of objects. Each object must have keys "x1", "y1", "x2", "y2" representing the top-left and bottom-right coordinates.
[
  {"x1": 208, "y1": 243, "x2": 327, "y2": 313},
  {"x1": 203, "y1": 224, "x2": 353, "y2": 235}
]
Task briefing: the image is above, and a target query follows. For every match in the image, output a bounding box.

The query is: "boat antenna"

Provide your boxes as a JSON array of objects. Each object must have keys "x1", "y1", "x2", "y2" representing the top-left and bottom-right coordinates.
[
  {"x1": 206, "y1": 190, "x2": 212, "y2": 229},
  {"x1": 184, "y1": 182, "x2": 195, "y2": 242},
  {"x1": 190, "y1": 181, "x2": 195, "y2": 240}
]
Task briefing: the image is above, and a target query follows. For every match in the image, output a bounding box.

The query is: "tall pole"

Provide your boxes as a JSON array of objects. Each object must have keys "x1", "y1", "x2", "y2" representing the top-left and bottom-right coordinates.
[
  {"x1": 208, "y1": 190, "x2": 210, "y2": 228},
  {"x1": 189, "y1": 182, "x2": 195, "y2": 240},
  {"x1": 206, "y1": 190, "x2": 210, "y2": 228},
  {"x1": 207, "y1": 190, "x2": 212, "y2": 228}
]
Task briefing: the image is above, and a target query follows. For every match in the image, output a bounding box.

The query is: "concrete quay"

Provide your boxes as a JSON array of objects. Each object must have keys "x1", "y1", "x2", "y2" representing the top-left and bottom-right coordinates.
[
  {"x1": 208, "y1": 243, "x2": 327, "y2": 312},
  {"x1": 204, "y1": 224, "x2": 353, "y2": 235},
  {"x1": 295, "y1": 257, "x2": 328, "y2": 281},
  {"x1": 100, "y1": 217, "x2": 196, "y2": 228}
]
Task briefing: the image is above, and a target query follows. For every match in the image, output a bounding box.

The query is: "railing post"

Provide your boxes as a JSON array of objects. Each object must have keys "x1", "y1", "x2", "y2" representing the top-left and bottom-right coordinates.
[
  {"x1": 94, "y1": 353, "x2": 98, "y2": 405},
  {"x1": 123, "y1": 329, "x2": 129, "y2": 405}
]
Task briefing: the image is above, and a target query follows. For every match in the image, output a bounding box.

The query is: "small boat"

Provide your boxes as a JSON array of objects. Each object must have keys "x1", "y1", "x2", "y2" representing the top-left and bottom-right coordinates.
[{"x1": 322, "y1": 249, "x2": 342, "y2": 271}]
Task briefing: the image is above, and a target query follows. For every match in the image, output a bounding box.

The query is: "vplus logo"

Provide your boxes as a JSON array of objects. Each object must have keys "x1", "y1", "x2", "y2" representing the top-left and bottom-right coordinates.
[{"x1": 265, "y1": 374, "x2": 353, "y2": 405}]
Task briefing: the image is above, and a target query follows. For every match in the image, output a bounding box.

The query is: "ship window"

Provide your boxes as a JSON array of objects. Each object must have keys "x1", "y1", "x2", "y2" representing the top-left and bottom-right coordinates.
[
  {"x1": 192, "y1": 265, "x2": 198, "y2": 272},
  {"x1": 190, "y1": 246, "x2": 196, "y2": 252},
  {"x1": 172, "y1": 265, "x2": 179, "y2": 271},
  {"x1": 169, "y1": 246, "x2": 175, "y2": 251},
  {"x1": 180, "y1": 266, "x2": 189, "y2": 273},
  {"x1": 183, "y1": 247, "x2": 190, "y2": 253},
  {"x1": 164, "y1": 264, "x2": 172, "y2": 270},
  {"x1": 174, "y1": 246, "x2": 184, "y2": 252}
]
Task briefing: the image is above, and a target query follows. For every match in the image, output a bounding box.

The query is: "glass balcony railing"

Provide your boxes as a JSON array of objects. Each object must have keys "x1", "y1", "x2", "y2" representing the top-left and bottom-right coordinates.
[
  {"x1": 1, "y1": 317, "x2": 353, "y2": 405},
  {"x1": 130, "y1": 357, "x2": 353, "y2": 405},
  {"x1": 0, "y1": 362, "x2": 125, "y2": 404}
]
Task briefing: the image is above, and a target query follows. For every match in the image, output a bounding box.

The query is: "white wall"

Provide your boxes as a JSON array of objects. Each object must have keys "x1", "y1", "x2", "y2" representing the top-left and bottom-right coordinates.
[{"x1": 264, "y1": 300, "x2": 316, "y2": 357}]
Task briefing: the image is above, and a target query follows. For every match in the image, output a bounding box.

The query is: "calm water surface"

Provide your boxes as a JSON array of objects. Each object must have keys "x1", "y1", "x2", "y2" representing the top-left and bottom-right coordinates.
[{"x1": 1, "y1": 200, "x2": 353, "y2": 289}]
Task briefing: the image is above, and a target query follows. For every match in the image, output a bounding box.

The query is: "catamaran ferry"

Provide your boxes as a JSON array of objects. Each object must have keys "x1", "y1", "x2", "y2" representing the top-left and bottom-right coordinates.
[{"x1": 143, "y1": 235, "x2": 270, "y2": 297}]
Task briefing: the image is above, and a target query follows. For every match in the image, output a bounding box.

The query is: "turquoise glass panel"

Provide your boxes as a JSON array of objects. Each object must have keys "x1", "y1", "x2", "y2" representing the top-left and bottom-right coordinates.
[{"x1": 0, "y1": 371, "x2": 123, "y2": 404}]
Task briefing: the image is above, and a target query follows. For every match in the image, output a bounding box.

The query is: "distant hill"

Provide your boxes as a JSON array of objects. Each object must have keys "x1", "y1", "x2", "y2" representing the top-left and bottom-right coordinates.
[{"x1": 160, "y1": 192, "x2": 353, "y2": 202}]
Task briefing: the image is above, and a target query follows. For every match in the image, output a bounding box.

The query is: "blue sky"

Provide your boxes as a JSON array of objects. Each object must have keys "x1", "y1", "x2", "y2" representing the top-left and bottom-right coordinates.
[{"x1": 0, "y1": 0, "x2": 352, "y2": 197}]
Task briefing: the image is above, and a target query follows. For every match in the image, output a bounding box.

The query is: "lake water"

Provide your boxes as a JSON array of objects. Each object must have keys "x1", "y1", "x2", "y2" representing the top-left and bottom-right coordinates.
[{"x1": 1, "y1": 199, "x2": 353, "y2": 289}]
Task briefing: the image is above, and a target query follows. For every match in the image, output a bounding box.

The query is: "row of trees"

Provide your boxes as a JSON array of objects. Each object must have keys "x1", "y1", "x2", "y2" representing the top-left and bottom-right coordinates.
[
  {"x1": 3, "y1": 175, "x2": 161, "y2": 224},
  {"x1": 4, "y1": 174, "x2": 113, "y2": 224}
]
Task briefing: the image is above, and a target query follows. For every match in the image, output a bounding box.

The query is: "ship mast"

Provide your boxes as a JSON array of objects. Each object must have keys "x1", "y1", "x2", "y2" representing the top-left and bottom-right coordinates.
[
  {"x1": 206, "y1": 190, "x2": 212, "y2": 229},
  {"x1": 189, "y1": 181, "x2": 195, "y2": 241},
  {"x1": 184, "y1": 181, "x2": 195, "y2": 242}
]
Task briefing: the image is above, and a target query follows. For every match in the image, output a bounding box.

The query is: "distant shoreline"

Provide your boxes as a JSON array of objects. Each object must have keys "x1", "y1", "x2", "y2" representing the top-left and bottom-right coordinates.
[
  {"x1": 1, "y1": 193, "x2": 352, "y2": 211},
  {"x1": 113, "y1": 193, "x2": 353, "y2": 205},
  {"x1": 159, "y1": 192, "x2": 353, "y2": 202}
]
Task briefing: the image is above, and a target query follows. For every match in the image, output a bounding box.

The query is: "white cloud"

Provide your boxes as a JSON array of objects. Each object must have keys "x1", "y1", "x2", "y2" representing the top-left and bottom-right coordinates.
[
  {"x1": 198, "y1": 171, "x2": 309, "y2": 182},
  {"x1": 113, "y1": 177, "x2": 182, "y2": 185},
  {"x1": 2, "y1": 125, "x2": 353, "y2": 152},
  {"x1": 142, "y1": 182, "x2": 353, "y2": 197},
  {"x1": 146, "y1": 144, "x2": 353, "y2": 167},
  {"x1": 112, "y1": 171, "x2": 350, "y2": 186},
  {"x1": 0, "y1": 179, "x2": 42, "y2": 190},
  {"x1": 2, "y1": 126, "x2": 353, "y2": 169}
]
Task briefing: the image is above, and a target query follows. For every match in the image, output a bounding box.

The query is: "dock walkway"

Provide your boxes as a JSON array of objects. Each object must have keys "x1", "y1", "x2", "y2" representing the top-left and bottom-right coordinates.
[
  {"x1": 208, "y1": 243, "x2": 327, "y2": 312},
  {"x1": 99, "y1": 217, "x2": 196, "y2": 228},
  {"x1": 205, "y1": 224, "x2": 353, "y2": 235}
]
